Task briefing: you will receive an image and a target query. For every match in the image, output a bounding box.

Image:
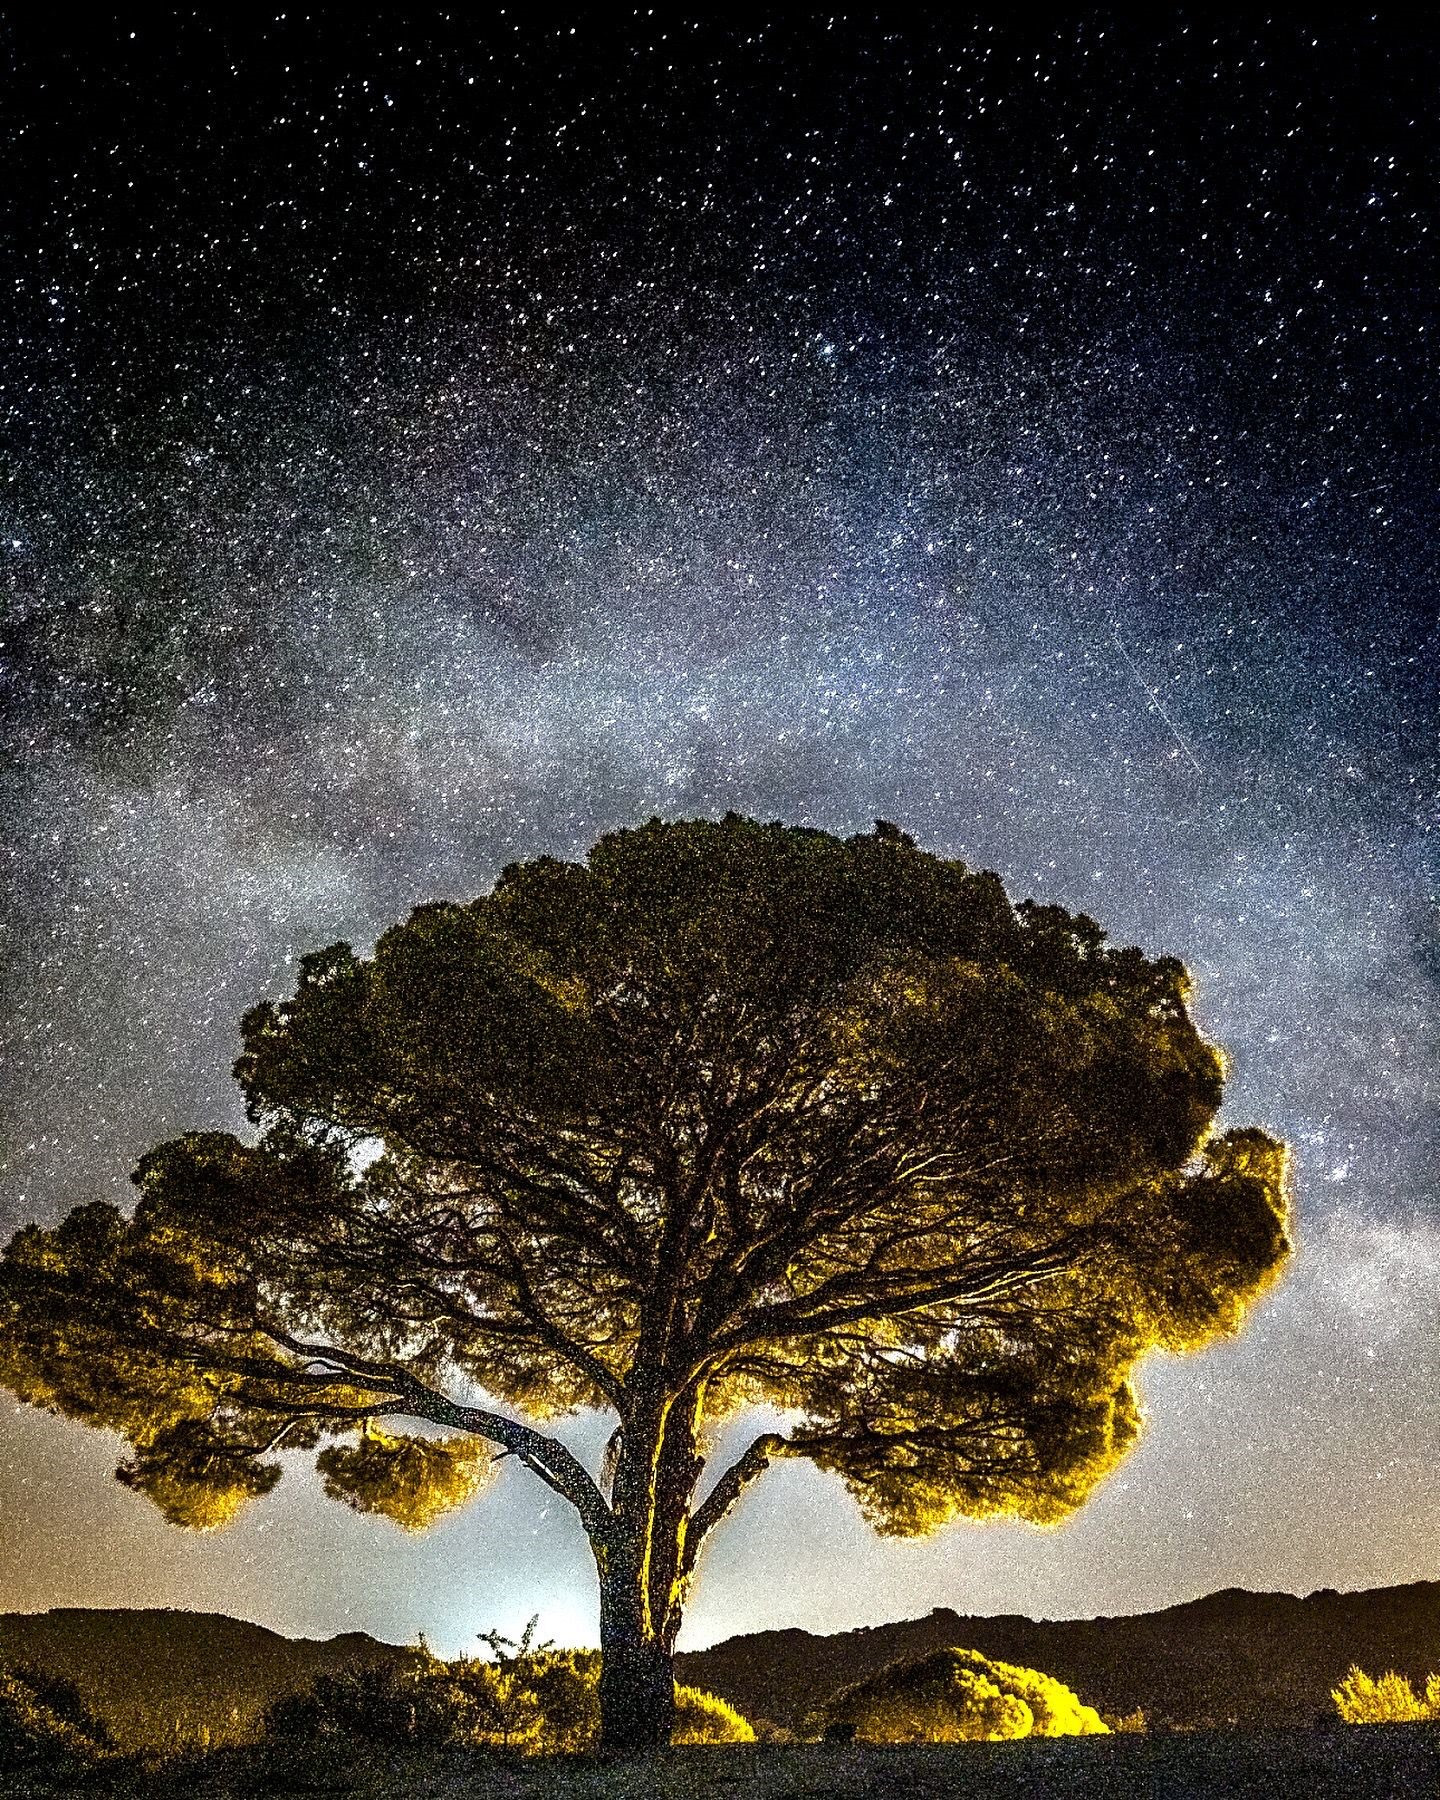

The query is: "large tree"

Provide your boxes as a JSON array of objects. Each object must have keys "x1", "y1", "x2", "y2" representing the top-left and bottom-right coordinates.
[{"x1": 0, "y1": 816, "x2": 1289, "y2": 1752}]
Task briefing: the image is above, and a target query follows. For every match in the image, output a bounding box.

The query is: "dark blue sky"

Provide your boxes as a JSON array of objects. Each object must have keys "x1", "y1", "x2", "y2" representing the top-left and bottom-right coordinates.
[{"x1": 1, "y1": 12, "x2": 1435, "y2": 1652}]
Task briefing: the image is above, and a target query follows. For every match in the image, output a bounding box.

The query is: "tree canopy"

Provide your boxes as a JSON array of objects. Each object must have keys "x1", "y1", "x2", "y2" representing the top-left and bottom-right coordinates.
[{"x1": 0, "y1": 814, "x2": 1290, "y2": 1749}]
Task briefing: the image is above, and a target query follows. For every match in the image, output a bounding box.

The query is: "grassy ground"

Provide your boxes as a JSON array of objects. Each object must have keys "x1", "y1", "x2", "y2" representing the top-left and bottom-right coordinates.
[{"x1": 4, "y1": 1728, "x2": 1438, "y2": 1799}]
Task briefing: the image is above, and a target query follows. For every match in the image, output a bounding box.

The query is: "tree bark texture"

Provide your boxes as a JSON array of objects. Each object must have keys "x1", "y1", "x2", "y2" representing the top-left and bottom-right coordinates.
[
  {"x1": 596, "y1": 1547, "x2": 677, "y2": 1753},
  {"x1": 591, "y1": 1388, "x2": 706, "y2": 1751}
]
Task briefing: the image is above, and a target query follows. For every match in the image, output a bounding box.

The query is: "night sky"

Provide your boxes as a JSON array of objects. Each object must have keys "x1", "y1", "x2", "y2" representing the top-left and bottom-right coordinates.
[{"x1": 1, "y1": 14, "x2": 1436, "y2": 1656}]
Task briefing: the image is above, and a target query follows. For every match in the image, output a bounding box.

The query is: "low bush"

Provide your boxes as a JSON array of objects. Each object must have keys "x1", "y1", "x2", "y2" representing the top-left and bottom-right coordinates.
[
  {"x1": 814, "y1": 1647, "x2": 1109, "y2": 1744},
  {"x1": 266, "y1": 1652, "x2": 500, "y2": 1749},
  {"x1": 1332, "y1": 1665, "x2": 1440, "y2": 1725},
  {"x1": 673, "y1": 1683, "x2": 756, "y2": 1744}
]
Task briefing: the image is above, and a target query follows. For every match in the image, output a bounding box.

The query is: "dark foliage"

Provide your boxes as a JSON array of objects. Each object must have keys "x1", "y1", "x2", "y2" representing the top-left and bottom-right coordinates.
[{"x1": 0, "y1": 1661, "x2": 114, "y2": 1771}]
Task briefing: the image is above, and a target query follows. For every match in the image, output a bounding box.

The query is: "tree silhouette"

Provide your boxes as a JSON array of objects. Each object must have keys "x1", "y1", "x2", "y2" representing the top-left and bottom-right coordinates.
[{"x1": 0, "y1": 816, "x2": 1289, "y2": 1752}]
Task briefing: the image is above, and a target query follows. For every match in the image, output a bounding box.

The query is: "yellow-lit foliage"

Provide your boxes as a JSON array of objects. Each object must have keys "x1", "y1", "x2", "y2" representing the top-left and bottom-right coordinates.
[
  {"x1": 673, "y1": 1686, "x2": 757, "y2": 1744},
  {"x1": 818, "y1": 1647, "x2": 1109, "y2": 1743},
  {"x1": 316, "y1": 1429, "x2": 494, "y2": 1530},
  {"x1": 0, "y1": 818, "x2": 1291, "y2": 1747},
  {"x1": 117, "y1": 1422, "x2": 282, "y2": 1532},
  {"x1": 1332, "y1": 1665, "x2": 1440, "y2": 1724},
  {"x1": 267, "y1": 1647, "x2": 754, "y2": 1754},
  {"x1": 0, "y1": 1665, "x2": 115, "y2": 1770},
  {"x1": 469, "y1": 1648, "x2": 755, "y2": 1751}
]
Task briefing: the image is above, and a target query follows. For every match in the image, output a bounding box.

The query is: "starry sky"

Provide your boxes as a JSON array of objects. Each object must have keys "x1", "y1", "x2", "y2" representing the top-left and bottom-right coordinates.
[{"x1": 1, "y1": 13, "x2": 1436, "y2": 1656}]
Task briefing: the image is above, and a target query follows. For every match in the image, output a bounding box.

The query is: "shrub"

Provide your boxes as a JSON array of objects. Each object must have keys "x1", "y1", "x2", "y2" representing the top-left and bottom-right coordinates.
[
  {"x1": 264, "y1": 1651, "x2": 496, "y2": 1749},
  {"x1": 815, "y1": 1647, "x2": 1109, "y2": 1744},
  {"x1": 0, "y1": 1664, "x2": 115, "y2": 1771},
  {"x1": 265, "y1": 1642, "x2": 755, "y2": 1754},
  {"x1": 673, "y1": 1685, "x2": 756, "y2": 1744},
  {"x1": 471, "y1": 1648, "x2": 754, "y2": 1750},
  {"x1": 1332, "y1": 1666, "x2": 1440, "y2": 1725}
]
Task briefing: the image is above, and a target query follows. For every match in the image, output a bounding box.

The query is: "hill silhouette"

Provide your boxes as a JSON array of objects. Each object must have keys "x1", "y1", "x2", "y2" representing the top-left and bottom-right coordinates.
[
  {"x1": 0, "y1": 1608, "x2": 402, "y2": 1748},
  {"x1": 3, "y1": 1583, "x2": 1438, "y2": 1745},
  {"x1": 675, "y1": 1581, "x2": 1440, "y2": 1730}
]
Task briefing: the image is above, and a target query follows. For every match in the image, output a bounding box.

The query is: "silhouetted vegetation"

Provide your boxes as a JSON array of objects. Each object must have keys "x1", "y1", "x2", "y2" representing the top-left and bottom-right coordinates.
[
  {"x1": 0, "y1": 817, "x2": 1290, "y2": 1749},
  {"x1": 0, "y1": 1663, "x2": 114, "y2": 1774}
]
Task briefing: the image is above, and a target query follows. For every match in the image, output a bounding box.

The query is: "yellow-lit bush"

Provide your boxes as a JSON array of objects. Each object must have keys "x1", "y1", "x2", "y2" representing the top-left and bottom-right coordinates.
[
  {"x1": 816, "y1": 1647, "x2": 1109, "y2": 1744},
  {"x1": 1332, "y1": 1666, "x2": 1440, "y2": 1725},
  {"x1": 673, "y1": 1685, "x2": 756, "y2": 1744},
  {"x1": 491, "y1": 1649, "x2": 754, "y2": 1750},
  {"x1": 264, "y1": 1644, "x2": 755, "y2": 1754}
]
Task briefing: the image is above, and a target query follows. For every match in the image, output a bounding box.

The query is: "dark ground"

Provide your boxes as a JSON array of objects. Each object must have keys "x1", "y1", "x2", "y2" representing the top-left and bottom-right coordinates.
[{"x1": 4, "y1": 1728, "x2": 1438, "y2": 1800}]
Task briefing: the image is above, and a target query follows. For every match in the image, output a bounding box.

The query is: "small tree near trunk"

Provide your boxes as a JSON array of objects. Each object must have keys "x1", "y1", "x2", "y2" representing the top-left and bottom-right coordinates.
[{"x1": 0, "y1": 817, "x2": 1290, "y2": 1753}]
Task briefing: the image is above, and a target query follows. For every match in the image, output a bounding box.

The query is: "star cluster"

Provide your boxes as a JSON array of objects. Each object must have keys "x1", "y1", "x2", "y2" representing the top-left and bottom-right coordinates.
[{"x1": 1, "y1": 14, "x2": 1435, "y2": 1651}]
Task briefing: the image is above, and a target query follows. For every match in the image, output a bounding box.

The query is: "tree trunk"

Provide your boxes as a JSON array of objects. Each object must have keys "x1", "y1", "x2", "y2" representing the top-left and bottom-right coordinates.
[
  {"x1": 593, "y1": 1383, "x2": 707, "y2": 1753},
  {"x1": 596, "y1": 1546, "x2": 676, "y2": 1753}
]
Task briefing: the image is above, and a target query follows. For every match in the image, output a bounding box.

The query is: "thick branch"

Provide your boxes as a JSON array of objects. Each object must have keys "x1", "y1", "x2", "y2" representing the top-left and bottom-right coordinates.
[
  {"x1": 682, "y1": 1430, "x2": 791, "y2": 1573},
  {"x1": 258, "y1": 1326, "x2": 614, "y2": 1541}
]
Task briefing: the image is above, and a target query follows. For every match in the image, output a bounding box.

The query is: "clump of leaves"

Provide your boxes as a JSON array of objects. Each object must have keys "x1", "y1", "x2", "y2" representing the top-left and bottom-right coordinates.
[
  {"x1": 1332, "y1": 1666, "x2": 1440, "y2": 1724},
  {"x1": 0, "y1": 1664, "x2": 115, "y2": 1772},
  {"x1": 815, "y1": 1647, "x2": 1109, "y2": 1743},
  {"x1": 316, "y1": 1428, "x2": 494, "y2": 1529}
]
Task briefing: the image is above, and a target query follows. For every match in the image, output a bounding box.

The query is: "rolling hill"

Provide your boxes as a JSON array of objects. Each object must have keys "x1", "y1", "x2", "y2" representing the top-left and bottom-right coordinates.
[
  {"x1": 0, "y1": 1607, "x2": 404, "y2": 1748},
  {"x1": 3, "y1": 1580, "x2": 1438, "y2": 1746},
  {"x1": 676, "y1": 1581, "x2": 1440, "y2": 1730}
]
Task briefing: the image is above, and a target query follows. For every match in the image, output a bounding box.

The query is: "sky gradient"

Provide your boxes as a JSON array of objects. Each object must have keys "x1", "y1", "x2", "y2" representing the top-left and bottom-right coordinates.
[{"x1": 1, "y1": 13, "x2": 1436, "y2": 1655}]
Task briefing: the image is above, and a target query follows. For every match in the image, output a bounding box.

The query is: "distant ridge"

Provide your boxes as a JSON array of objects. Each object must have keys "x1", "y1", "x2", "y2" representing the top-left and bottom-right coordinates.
[
  {"x1": 3, "y1": 1582, "x2": 1438, "y2": 1743},
  {"x1": 0, "y1": 1608, "x2": 403, "y2": 1747},
  {"x1": 675, "y1": 1580, "x2": 1440, "y2": 1729}
]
